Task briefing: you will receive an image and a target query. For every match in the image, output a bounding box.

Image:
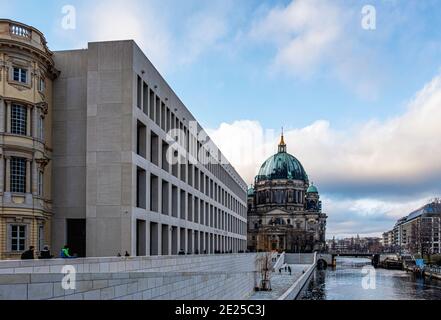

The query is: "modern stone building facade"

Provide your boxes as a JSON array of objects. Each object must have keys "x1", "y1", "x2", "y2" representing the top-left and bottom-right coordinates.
[
  {"x1": 0, "y1": 20, "x2": 248, "y2": 259},
  {"x1": 0, "y1": 20, "x2": 58, "y2": 259},
  {"x1": 52, "y1": 41, "x2": 248, "y2": 258},
  {"x1": 247, "y1": 136, "x2": 327, "y2": 253}
]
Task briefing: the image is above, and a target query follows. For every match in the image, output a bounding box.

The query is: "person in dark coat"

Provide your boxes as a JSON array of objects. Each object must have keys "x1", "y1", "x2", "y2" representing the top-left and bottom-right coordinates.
[
  {"x1": 21, "y1": 246, "x2": 35, "y2": 260},
  {"x1": 39, "y1": 245, "x2": 53, "y2": 259}
]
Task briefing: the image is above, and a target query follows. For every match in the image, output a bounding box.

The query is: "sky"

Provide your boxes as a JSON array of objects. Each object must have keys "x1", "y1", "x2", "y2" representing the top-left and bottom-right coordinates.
[{"x1": 3, "y1": 0, "x2": 441, "y2": 239}]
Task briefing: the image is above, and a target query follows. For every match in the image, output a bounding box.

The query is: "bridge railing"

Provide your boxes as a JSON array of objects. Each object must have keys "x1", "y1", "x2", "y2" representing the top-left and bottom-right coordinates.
[{"x1": 272, "y1": 252, "x2": 285, "y2": 272}]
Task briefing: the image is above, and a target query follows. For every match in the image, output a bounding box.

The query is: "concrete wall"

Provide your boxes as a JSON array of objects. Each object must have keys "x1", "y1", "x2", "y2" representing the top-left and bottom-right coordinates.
[
  {"x1": 0, "y1": 254, "x2": 257, "y2": 300},
  {"x1": 52, "y1": 50, "x2": 88, "y2": 252},
  {"x1": 85, "y1": 41, "x2": 135, "y2": 257},
  {"x1": 284, "y1": 253, "x2": 316, "y2": 265}
]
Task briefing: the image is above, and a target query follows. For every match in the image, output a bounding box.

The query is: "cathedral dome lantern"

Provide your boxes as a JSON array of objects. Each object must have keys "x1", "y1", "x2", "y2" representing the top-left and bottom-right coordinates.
[
  {"x1": 255, "y1": 134, "x2": 308, "y2": 183},
  {"x1": 247, "y1": 186, "x2": 255, "y2": 197},
  {"x1": 307, "y1": 183, "x2": 319, "y2": 194}
]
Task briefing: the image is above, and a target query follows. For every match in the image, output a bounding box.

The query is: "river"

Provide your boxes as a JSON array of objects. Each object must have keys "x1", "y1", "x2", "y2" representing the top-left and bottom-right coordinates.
[{"x1": 297, "y1": 257, "x2": 441, "y2": 300}]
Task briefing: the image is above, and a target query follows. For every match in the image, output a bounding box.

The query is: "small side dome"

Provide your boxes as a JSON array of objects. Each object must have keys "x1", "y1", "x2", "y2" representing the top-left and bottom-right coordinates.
[
  {"x1": 307, "y1": 184, "x2": 318, "y2": 194},
  {"x1": 247, "y1": 186, "x2": 255, "y2": 196}
]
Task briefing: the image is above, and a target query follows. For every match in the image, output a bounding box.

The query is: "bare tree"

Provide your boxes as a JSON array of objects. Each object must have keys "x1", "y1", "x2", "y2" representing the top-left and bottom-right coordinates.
[{"x1": 255, "y1": 252, "x2": 272, "y2": 291}]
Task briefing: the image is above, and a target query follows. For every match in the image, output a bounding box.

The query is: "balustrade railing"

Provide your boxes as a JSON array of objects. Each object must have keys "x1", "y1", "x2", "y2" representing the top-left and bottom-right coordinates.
[{"x1": 10, "y1": 24, "x2": 31, "y2": 38}]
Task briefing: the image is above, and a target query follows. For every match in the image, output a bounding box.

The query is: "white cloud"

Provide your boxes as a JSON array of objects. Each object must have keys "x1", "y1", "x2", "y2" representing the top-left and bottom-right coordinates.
[
  {"x1": 250, "y1": 0, "x2": 343, "y2": 76},
  {"x1": 249, "y1": 0, "x2": 382, "y2": 98},
  {"x1": 178, "y1": 7, "x2": 229, "y2": 66},
  {"x1": 208, "y1": 73, "x2": 441, "y2": 190},
  {"x1": 323, "y1": 196, "x2": 429, "y2": 238},
  {"x1": 73, "y1": 0, "x2": 231, "y2": 73},
  {"x1": 79, "y1": 1, "x2": 171, "y2": 72}
]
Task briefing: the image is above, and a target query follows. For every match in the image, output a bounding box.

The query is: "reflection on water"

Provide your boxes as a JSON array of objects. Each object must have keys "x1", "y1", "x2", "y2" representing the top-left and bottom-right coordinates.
[{"x1": 298, "y1": 257, "x2": 441, "y2": 300}]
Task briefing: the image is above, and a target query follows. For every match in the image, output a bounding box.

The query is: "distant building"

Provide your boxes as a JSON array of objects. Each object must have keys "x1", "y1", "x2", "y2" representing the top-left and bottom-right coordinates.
[
  {"x1": 382, "y1": 230, "x2": 394, "y2": 252},
  {"x1": 384, "y1": 199, "x2": 441, "y2": 255},
  {"x1": 328, "y1": 236, "x2": 382, "y2": 253},
  {"x1": 247, "y1": 135, "x2": 327, "y2": 253}
]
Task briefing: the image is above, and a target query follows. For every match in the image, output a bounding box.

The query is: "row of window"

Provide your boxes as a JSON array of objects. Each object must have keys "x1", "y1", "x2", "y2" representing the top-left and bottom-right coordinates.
[
  {"x1": 6, "y1": 157, "x2": 43, "y2": 195},
  {"x1": 136, "y1": 74, "x2": 245, "y2": 199},
  {"x1": 11, "y1": 66, "x2": 46, "y2": 92},
  {"x1": 137, "y1": 124, "x2": 246, "y2": 218},
  {"x1": 253, "y1": 190, "x2": 306, "y2": 205},
  {"x1": 141, "y1": 221, "x2": 246, "y2": 256},
  {"x1": 137, "y1": 170, "x2": 246, "y2": 236},
  {"x1": 5, "y1": 103, "x2": 45, "y2": 140},
  {"x1": 8, "y1": 224, "x2": 45, "y2": 252}
]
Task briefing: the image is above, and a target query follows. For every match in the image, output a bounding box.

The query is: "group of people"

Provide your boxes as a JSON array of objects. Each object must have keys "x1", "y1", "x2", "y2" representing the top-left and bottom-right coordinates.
[
  {"x1": 20, "y1": 245, "x2": 76, "y2": 260},
  {"x1": 278, "y1": 265, "x2": 292, "y2": 275}
]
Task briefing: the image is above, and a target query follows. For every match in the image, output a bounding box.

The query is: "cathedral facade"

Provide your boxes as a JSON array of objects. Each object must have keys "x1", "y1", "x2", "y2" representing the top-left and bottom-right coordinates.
[{"x1": 247, "y1": 135, "x2": 327, "y2": 253}]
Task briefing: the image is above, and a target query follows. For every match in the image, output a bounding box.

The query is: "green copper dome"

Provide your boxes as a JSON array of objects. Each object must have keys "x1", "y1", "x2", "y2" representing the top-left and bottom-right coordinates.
[
  {"x1": 247, "y1": 186, "x2": 255, "y2": 196},
  {"x1": 255, "y1": 135, "x2": 308, "y2": 183},
  {"x1": 307, "y1": 184, "x2": 318, "y2": 193}
]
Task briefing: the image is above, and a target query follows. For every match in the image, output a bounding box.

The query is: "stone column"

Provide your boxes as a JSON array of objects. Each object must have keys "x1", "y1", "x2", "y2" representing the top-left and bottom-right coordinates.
[
  {"x1": 26, "y1": 160, "x2": 31, "y2": 193},
  {"x1": 32, "y1": 160, "x2": 38, "y2": 195},
  {"x1": 157, "y1": 223, "x2": 162, "y2": 256},
  {"x1": 6, "y1": 101, "x2": 11, "y2": 133},
  {"x1": 5, "y1": 157, "x2": 10, "y2": 192},
  {"x1": 0, "y1": 156, "x2": 4, "y2": 193},
  {"x1": 176, "y1": 226, "x2": 181, "y2": 254},
  {"x1": 184, "y1": 228, "x2": 188, "y2": 253},
  {"x1": 145, "y1": 221, "x2": 151, "y2": 256},
  {"x1": 32, "y1": 107, "x2": 38, "y2": 138},
  {"x1": 0, "y1": 99, "x2": 5, "y2": 133},
  {"x1": 168, "y1": 226, "x2": 172, "y2": 255},
  {"x1": 26, "y1": 107, "x2": 31, "y2": 136}
]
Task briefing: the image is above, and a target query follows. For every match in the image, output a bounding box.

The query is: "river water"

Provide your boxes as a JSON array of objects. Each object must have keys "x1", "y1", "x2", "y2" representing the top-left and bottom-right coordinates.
[{"x1": 297, "y1": 257, "x2": 441, "y2": 300}]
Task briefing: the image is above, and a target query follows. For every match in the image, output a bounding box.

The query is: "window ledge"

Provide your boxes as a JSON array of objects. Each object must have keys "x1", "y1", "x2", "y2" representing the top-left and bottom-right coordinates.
[{"x1": 7, "y1": 79, "x2": 31, "y2": 89}]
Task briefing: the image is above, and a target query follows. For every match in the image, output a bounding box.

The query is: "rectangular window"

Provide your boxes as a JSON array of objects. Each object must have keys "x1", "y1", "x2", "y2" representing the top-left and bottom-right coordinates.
[
  {"x1": 38, "y1": 171, "x2": 43, "y2": 196},
  {"x1": 137, "y1": 75, "x2": 142, "y2": 109},
  {"x1": 13, "y1": 67, "x2": 27, "y2": 83},
  {"x1": 38, "y1": 77, "x2": 45, "y2": 92},
  {"x1": 11, "y1": 157, "x2": 26, "y2": 193},
  {"x1": 10, "y1": 225, "x2": 26, "y2": 252},
  {"x1": 136, "y1": 167, "x2": 146, "y2": 209},
  {"x1": 11, "y1": 104, "x2": 27, "y2": 136},
  {"x1": 137, "y1": 121, "x2": 146, "y2": 158}
]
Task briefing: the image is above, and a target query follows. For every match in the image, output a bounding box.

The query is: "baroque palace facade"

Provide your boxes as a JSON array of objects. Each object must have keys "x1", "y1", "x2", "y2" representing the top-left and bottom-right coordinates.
[
  {"x1": 247, "y1": 135, "x2": 327, "y2": 253},
  {"x1": 0, "y1": 20, "x2": 57, "y2": 259}
]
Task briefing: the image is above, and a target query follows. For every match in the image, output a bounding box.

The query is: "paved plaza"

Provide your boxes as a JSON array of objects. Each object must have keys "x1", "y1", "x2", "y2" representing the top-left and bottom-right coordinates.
[{"x1": 250, "y1": 264, "x2": 311, "y2": 300}]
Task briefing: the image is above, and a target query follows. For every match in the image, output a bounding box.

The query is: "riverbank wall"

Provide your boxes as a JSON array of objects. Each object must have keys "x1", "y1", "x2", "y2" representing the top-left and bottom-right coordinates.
[
  {"x1": 0, "y1": 254, "x2": 258, "y2": 300},
  {"x1": 277, "y1": 253, "x2": 317, "y2": 300}
]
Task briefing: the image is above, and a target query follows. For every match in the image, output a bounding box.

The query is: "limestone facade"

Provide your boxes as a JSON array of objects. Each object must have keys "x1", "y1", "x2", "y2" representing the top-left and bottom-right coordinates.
[{"x1": 0, "y1": 20, "x2": 58, "y2": 259}]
